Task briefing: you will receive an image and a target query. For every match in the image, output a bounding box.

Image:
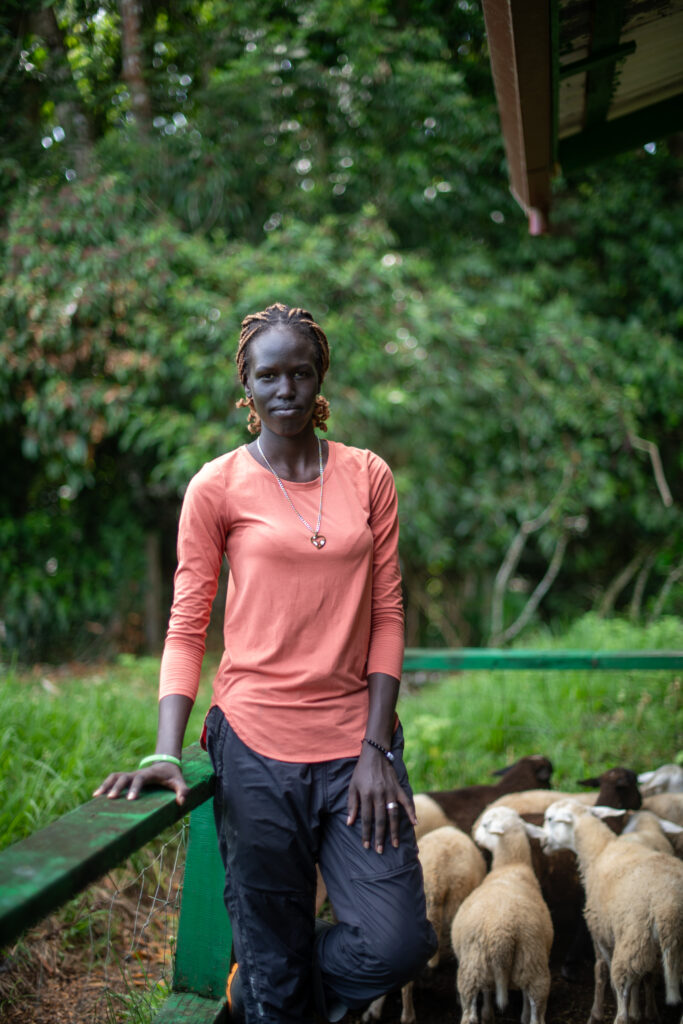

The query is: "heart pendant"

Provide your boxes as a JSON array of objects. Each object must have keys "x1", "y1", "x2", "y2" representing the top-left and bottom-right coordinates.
[{"x1": 311, "y1": 534, "x2": 326, "y2": 549}]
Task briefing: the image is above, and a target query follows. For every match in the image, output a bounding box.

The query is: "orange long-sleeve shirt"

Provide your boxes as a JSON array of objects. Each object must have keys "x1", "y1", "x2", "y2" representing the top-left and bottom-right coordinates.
[{"x1": 159, "y1": 441, "x2": 405, "y2": 762}]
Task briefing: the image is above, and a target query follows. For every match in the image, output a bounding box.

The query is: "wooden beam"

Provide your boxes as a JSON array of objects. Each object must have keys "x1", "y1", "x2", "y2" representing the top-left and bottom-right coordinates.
[
  {"x1": 584, "y1": 0, "x2": 629, "y2": 127},
  {"x1": 173, "y1": 801, "x2": 232, "y2": 1000},
  {"x1": 559, "y1": 94, "x2": 683, "y2": 170},
  {"x1": 560, "y1": 41, "x2": 636, "y2": 81},
  {"x1": 550, "y1": 0, "x2": 560, "y2": 165},
  {"x1": 480, "y1": 0, "x2": 553, "y2": 233},
  {"x1": 153, "y1": 993, "x2": 227, "y2": 1024}
]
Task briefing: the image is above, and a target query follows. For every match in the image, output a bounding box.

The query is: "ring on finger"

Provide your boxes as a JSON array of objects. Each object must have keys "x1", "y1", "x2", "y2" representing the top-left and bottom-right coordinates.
[{"x1": 386, "y1": 801, "x2": 399, "y2": 811}]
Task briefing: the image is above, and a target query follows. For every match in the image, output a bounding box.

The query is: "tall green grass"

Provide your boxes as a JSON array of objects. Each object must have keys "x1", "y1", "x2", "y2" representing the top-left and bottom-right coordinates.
[
  {"x1": 1, "y1": 613, "x2": 681, "y2": 850},
  {"x1": 399, "y1": 613, "x2": 683, "y2": 791},
  {"x1": 0, "y1": 656, "x2": 214, "y2": 851}
]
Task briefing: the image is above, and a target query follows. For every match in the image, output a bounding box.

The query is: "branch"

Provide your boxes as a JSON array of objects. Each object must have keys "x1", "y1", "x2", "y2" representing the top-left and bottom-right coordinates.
[
  {"x1": 647, "y1": 559, "x2": 683, "y2": 623},
  {"x1": 413, "y1": 587, "x2": 462, "y2": 647},
  {"x1": 629, "y1": 550, "x2": 656, "y2": 621},
  {"x1": 495, "y1": 532, "x2": 569, "y2": 646},
  {"x1": 629, "y1": 434, "x2": 674, "y2": 508},
  {"x1": 489, "y1": 464, "x2": 573, "y2": 643},
  {"x1": 597, "y1": 548, "x2": 648, "y2": 618}
]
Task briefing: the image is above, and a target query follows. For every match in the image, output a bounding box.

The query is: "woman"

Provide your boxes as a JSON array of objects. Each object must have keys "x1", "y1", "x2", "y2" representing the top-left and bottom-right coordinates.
[{"x1": 95, "y1": 303, "x2": 436, "y2": 1023}]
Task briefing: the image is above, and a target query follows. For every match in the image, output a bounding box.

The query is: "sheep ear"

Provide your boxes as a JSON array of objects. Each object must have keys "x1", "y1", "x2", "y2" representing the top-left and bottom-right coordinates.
[
  {"x1": 637, "y1": 769, "x2": 655, "y2": 785},
  {"x1": 590, "y1": 805, "x2": 627, "y2": 820},
  {"x1": 491, "y1": 765, "x2": 509, "y2": 777},
  {"x1": 485, "y1": 823, "x2": 505, "y2": 835},
  {"x1": 659, "y1": 817, "x2": 683, "y2": 835},
  {"x1": 577, "y1": 776, "x2": 600, "y2": 788},
  {"x1": 523, "y1": 821, "x2": 546, "y2": 842}
]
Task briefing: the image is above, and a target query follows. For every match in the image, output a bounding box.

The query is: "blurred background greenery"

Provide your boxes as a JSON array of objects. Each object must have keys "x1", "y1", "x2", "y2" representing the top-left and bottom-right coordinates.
[{"x1": 1, "y1": 0, "x2": 681, "y2": 663}]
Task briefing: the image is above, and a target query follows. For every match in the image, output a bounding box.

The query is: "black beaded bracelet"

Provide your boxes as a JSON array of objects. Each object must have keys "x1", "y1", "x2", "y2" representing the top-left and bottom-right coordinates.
[{"x1": 363, "y1": 737, "x2": 395, "y2": 763}]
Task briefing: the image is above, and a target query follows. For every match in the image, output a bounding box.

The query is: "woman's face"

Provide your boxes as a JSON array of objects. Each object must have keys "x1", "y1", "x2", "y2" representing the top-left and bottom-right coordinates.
[{"x1": 244, "y1": 325, "x2": 320, "y2": 439}]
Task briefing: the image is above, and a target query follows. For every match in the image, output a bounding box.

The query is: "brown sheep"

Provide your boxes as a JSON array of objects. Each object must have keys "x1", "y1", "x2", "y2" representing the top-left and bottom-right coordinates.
[{"x1": 422, "y1": 754, "x2": 553, "y2": 834}]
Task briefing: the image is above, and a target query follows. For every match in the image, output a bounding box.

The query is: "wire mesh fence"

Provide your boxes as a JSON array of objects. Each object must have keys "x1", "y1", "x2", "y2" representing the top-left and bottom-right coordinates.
[{"x1": 0, "y1": 823, "x2": 188, "y2": 1024}]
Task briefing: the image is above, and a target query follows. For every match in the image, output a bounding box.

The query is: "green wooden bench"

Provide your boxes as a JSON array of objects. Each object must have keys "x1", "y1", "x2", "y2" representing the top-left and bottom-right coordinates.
[{"x1": 1, "y1": 648, "x2": 681, "y2": 1022}]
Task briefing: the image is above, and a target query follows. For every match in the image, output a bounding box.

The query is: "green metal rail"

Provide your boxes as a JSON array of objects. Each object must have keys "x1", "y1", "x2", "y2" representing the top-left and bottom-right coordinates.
[
  {"x1": 1, "y1": 648, "x2": 681, "y2": 1023},
  {"x1": 402, "y1": 648, "x2": 683, "y2": 672}
]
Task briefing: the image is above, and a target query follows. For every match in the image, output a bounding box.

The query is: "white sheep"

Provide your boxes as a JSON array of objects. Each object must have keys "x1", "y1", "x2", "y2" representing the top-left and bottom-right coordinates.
[
  {"x1": 620, "y1": 809, "x2": 683, "y2": 856},
  {"x1": 363, "y1": 825, "x2": 486, "y2": 1024},
  {"x1": 638, "y1": 763, "x2": 683, "y2": 796},
  {"x1": 450, "y1": 806, "x2": 553, "y2": 1024},
  {"x1": 413, "y1": 793, "x2": 453, "y2": 839},
  {"x1": 542, "y1": 798, "x2": 683, "y2": 1024},
  {"x1": 642, "y1": 791, "x2": 683, "y2": 826},
  {"x1": 472, "y1": 768, "x2": 642, "y2": 984}
]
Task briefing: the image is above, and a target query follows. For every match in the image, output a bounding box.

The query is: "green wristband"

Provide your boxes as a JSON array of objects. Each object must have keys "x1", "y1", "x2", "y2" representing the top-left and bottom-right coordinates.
[{"x1": 139, "y1": 754, "x2": 182, "y2": 769}]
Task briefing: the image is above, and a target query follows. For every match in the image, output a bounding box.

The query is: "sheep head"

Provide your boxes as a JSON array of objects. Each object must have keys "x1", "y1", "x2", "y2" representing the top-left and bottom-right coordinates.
[
  {"x1": 637, "y1": 763, "x2": 683, "y2": 796},
  {"x1": 473, "y1": 805, "x2": 540, "y2": 851},
  {"x1": 543, "y1": 799, "x2": 628, "y2": 853}
]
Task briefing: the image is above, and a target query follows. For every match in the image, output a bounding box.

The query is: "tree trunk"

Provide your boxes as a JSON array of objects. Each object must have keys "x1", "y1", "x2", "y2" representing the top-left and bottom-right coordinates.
[
  {"x1": 30, "y1": 6, "x2": 92, "y2": 176},
  {"x1": 119, "y1": 0, "x2": 152, "y2": 130}
]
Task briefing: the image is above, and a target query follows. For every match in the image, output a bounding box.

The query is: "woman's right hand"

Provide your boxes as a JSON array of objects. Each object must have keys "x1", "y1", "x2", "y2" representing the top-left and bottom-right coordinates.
[{"x1": 93, "y1": 762, "x2": 188, "y2": 806}]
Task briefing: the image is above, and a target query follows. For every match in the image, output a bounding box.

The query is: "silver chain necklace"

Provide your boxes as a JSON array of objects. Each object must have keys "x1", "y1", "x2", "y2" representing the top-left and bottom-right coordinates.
[{"x1": 256, "y1": 436, "x2": 327, "y2": 549}]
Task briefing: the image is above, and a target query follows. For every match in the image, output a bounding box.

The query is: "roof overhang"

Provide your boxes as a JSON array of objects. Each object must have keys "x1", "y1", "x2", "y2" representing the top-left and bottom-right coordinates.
[{"x1": 481, "y1": 0, "x2": 683, "y2": 234}]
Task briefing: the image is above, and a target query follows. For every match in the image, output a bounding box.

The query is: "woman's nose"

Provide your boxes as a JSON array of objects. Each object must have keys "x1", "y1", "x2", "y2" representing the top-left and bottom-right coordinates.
[{"x1": 276, "y1": 374, "x2": 295, "y2": 396}]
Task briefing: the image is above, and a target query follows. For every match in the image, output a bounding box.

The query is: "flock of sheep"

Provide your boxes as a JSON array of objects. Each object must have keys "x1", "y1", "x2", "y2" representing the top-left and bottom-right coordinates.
[{"x1": 341, "y1": 757, "x2": 683, "y2": 1024}]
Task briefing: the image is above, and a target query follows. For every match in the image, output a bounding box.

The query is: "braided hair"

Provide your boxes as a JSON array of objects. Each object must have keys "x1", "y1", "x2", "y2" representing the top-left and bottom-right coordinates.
[{"x1": 235, "y1": 302, "x2": 331, "y2": 434}]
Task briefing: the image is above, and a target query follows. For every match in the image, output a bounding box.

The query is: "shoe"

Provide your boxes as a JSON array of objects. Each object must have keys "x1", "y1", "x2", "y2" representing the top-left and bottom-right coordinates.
[{"x1": 226, "y1": 962, "x2": 245, "y2": 1022}]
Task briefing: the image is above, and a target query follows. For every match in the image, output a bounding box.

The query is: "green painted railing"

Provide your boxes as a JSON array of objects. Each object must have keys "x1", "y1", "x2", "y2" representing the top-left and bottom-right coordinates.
[
  {"x1": 1, "y1": 647, "x2": 681, "y2": 1023},
  {"x1": 402, "y1": 648, "x2": 683, "y2": 672},
  {"x1": 0, "y1": 744, "x2": 230, "y2": 1023}
]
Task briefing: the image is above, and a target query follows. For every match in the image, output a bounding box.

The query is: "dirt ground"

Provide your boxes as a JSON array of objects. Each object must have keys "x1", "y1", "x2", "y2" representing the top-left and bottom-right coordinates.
[
  {"x1": 4, "y1": 945, "x2": 682, "y2": 1024},
  {"x1": 0, "y1": 867, "x2": 177, "y2": 1024},
  {"x1": 342, "y1": 952, "x2": 682, "y2": 1024}
]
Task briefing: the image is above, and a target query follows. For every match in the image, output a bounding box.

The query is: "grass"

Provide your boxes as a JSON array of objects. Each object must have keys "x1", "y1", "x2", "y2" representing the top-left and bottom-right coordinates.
[
  {"x1": 0, "y1": 613, "x2": 681, "y2": 1022},
  {"x1": 0, "y1": 655, "x2": 214, "y2": 851},
  {"x1": 399, "y1": 613, "x2": 683, "y2": 791},
  {"x1": 1, "y1": 612, "x2": 681, "y2": 848}
]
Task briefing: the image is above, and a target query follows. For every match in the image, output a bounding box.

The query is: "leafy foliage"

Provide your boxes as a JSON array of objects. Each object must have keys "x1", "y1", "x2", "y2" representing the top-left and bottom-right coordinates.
[{"x1": 0, "y1": 1, "x2": 681, "y2": 659}]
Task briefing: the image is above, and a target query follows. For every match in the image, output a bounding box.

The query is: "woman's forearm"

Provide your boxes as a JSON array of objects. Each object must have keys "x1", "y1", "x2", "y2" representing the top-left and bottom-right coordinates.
[
  {"x1": 155, "y1": 693, "x2": 194, "y2": 758},
  {"x1": 364, "y1": 672, "x2": 400, "y2": 749}
]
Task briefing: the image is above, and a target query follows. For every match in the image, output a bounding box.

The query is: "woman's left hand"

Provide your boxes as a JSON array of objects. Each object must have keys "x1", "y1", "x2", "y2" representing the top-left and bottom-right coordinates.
[{"x1": 346, "y1": 743, "x2": 417, "y2": 853}]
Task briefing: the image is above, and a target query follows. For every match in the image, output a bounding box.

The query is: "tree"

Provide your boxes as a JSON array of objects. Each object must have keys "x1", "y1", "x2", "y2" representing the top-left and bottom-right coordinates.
[{"x1": 1, "y1": 1, "x2": 681, "y2": 659}]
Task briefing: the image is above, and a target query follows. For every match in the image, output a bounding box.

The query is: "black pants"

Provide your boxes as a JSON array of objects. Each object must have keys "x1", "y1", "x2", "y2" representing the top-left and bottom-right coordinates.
[{"x1": 205, "y1": 706, "x2": 437, "y2": 1024}]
